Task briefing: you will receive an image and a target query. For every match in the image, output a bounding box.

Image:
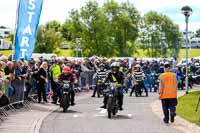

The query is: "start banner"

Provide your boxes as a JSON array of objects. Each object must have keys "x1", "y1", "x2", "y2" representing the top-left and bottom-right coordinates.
[{"x1": 14, "y1": 0, "x2": 43, "y2": 60}]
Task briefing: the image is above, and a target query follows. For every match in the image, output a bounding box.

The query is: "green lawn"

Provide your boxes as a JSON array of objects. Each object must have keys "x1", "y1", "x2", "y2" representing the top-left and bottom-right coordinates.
[
  {"x1": 179, "y1": 48, "x2": 200, "y2": 59},
  {"x1": 177, "y1": 91, "x2": 200, "y2": 126},
  {"x1": 135, "y1": 48, "x2": 200, "y2": 59},
  {"x1": 0, "y1": 50, "x2": 13, "y2": 56},
  {"x1": 0, "y1": 49, "x2": 73, "y2": 57},
  {"x1": 1, "y1": 48, "x2": 200, "y2": 59},
  {"x1": 58, "y1": 49, "x2": 73, "y2": 57}
]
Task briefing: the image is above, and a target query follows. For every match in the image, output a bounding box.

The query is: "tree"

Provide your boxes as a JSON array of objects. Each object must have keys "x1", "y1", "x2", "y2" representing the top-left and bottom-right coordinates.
[
  {"x1": 61, "y1": 20, "x2": 72, "y2": 41},
  {"x1": 35, "y1": 23, "x2": 63, "y2": 54},
  {"x1": 103, "y1": 0, "x2": 140, "y2": 56},
  {"x1": 45, "y1": 20, "x2": 61, "y2": 32},
  {"x1": 8, "y1": 33, "x2": 14, "y2": 44},
  {"x1": 195, "y1": 28, "x2": 200, "y2": 37},
  {"x1": 140, "y1": 11, "x2": 182, "y2": 58},
  {"x1": 66, "y1": 0, "x2": 140, "y2": 57}
]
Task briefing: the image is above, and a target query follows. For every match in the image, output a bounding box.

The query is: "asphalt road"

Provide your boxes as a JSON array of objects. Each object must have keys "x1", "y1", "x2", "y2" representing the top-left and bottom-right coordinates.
[{"x1": 40, "y1": 92, "x2": 182, "y2": 133}]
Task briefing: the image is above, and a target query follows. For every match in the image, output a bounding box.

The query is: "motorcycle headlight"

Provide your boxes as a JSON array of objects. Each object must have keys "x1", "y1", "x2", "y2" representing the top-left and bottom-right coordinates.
[
  {"x1": 111, "y1": 87, "x2": 114, "y2": 90},
  {"x1": 64, "y1": 84, "x2": 70, "y2": 88}
]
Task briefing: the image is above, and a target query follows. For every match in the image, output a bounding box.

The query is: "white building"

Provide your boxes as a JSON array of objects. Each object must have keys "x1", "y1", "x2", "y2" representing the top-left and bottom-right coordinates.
[
  {"x1": 0, "y1": 27, "x2": 13, "y2": 38},
  {"x1": 181, "y1": 31, "x2": 196, "y2": 48},
  {"x1": 190, "y1": 37, "x2": 200, "y2": 48},
  {"x1": 0, "y1": 39, "x2": 12, "y2": 49}
]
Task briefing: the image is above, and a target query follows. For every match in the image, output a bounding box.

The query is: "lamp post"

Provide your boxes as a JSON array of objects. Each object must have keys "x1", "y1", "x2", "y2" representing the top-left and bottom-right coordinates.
[
  {"x1": 181, "y1": 5, "x2": 192, "y2": 94},
  {"x1": 74, "y1": 38, "x2": 83, "y2": 57},
  {"x1": 161, "y1": 33, "x2": 167, "y2": 58}
]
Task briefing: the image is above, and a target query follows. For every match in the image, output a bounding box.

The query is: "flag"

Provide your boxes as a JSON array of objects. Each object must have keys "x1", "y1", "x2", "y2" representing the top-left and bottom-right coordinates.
[{"x1": 14, "y1": 0, "x2": 43, "y2": 61}]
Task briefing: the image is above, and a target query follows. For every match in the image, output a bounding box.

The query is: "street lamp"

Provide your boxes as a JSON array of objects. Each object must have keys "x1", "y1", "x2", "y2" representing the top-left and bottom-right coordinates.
[
  {"x1": 181, "y1": 5, "x2": 192, "y2": 94},
  {"x1": 74, "y1": 38, "x2": 83, "y2": 57},
  {"x1": 160, "y1": 33, "x2": 167, "y2": 58}
]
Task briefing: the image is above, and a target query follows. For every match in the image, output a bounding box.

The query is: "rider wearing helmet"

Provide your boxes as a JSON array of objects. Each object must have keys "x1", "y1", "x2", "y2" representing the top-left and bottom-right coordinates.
[
  {"x1": 131, "y1": 64, "x2": 148, "y2": 96},
  {"x1": 92, "y1": 63, "x2": 108, "y2": 97},
  {"x1": 58, "y1": 66, "x2": 77, "y2": 105},
  {"x1": 50, "y1": 61, "x2": 61, "y2": 104},
  {"x1": 100, "y1": 61, "x2": 125, "y2": 110}
]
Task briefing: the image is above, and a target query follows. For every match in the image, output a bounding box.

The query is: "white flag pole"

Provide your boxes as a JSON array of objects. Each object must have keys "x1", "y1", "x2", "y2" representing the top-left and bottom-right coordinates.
[{"x1": 12, "y1": 0, "x2": 20, "y2": 61}]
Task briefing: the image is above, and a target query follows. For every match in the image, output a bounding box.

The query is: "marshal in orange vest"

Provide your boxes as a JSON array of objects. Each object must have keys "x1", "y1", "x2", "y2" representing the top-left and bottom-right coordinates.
[{"x1": 159, "y1": 72, "x2": 177, "y2": 99}]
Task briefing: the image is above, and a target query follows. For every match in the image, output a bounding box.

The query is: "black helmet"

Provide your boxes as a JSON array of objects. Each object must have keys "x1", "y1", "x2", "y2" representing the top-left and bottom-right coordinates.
[
  {"x1": 164, "y1": 62, "x2": 170, "y2": 68},
  {"x1": 99, "y1": 63, "x2": 105, "y2": 67}
]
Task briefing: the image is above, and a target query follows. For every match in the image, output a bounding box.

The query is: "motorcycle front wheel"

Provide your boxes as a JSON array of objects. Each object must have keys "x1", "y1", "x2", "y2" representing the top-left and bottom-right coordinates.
[
  {"x1": 135, "y1": 86, "x2": 140, "y2": 97},
  {"x1": 62, "y1": 94, "x2": 70, "y2": 112},
  {"x1": 107, "y1": 97, "x2": 113, "y2": 118}
]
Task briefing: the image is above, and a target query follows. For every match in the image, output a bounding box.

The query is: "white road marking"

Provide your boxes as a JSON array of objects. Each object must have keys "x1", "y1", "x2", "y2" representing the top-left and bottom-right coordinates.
[
  {"x1": 93, "y1": 114, "x2": 106, "y2": 117},
  {"x1": 73, "y1": 114, "x2": 79, "y2": 118},
  {"x1": 96, "y1": 108, "x2": 102, "y2": 110},
  {"x1": 127, "y1": 114, "x2": 133, "y2": 117},
  {"x1": 99, "y1": 109, "x2": 107, "y2": 114}
]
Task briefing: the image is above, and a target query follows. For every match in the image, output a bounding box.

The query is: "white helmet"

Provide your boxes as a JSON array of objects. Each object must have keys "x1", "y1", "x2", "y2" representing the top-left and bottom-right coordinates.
[
  {"x1": 182, "y1": 63, "x2": 186, "y2": 66},
  {"x1": 135, "y1": 64, "x2": 141, "y2": 68},
  {"x1": 195, "y1": 63, "x2": 199, "y2": 66},
  {"x1": 111, "y1": 62, "x2": 120, "y2": 68}
]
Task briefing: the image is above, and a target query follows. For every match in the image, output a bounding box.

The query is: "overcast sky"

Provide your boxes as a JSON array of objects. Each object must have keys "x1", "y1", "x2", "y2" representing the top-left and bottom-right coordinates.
[{"x1": 0, "y1": 0, "x2": 200, "y2": 31}]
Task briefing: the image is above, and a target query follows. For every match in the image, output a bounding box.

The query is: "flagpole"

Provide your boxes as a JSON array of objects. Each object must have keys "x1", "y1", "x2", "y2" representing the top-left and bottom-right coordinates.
[{"x1": 12, "y1": 0, "x2": 20, "y2": 61}]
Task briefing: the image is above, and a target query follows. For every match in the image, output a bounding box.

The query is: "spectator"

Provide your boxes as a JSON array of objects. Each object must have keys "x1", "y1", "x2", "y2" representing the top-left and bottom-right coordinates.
[
  {"x1": 37, "y1": 62, "x2": 48, "y2": 103},
  {"x1": 0, "y1": 90, "x2": 9, "y2": 107},
  {"x1": 4, "y1": 61, "x2": 14, "y2": 76}
]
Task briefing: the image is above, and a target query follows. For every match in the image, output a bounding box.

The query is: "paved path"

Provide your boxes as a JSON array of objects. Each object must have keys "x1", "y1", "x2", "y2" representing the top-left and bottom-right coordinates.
[
  {"x1": 1, "y1": 90, "x2": 199, "y2": 133},
  {"x1": 0, "y1": 103, "x2": 58, "y2": 133},
  {"x1": 0, "y1": 92, "x2": 91, "y2": 133},
  {"x1": 151, "y1": 89, "x2": 200, "y2": 133},
  {"x1": 40, "y1": 93, "x2": 182, "y2": 133}
]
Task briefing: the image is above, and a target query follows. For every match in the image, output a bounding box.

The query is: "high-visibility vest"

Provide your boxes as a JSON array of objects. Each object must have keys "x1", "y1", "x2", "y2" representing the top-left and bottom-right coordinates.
[
  {"x1": 111, "y1": 74, "x2": 122, "y2": 86},
  {"x1": 159, "y1": 72, "x2": 177, "y2": 99},
  {"x1": 111, "y1": 74, "x2": 117, "y2": 83},
  {"x1": 51, "y1": 65, "x2": 61, "y2": 79}
]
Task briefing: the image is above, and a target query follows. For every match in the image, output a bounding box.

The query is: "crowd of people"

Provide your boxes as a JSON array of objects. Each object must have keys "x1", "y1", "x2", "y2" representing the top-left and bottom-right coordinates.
[{"x1": 0, "y1": 54, "x2": 200, "y2": 109}]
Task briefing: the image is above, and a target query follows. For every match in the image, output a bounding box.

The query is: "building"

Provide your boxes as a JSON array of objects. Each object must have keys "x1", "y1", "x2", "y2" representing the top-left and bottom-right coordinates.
[
  {"x1": 0, "y1": 27, "x2": 13, "y2": 38},
  {"x1": 181, "y1": 31, "x2": 196, "y2": 48},
  {"x1": 0, "y1": 39, "x2": 12, "y2": 50},
  {"x1": 190, "y1": 37, "x2": 200, "y2": 48}
]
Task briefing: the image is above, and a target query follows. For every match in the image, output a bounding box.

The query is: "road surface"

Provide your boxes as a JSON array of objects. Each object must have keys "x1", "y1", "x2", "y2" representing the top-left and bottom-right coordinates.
[{"x1": 40, "y1": 92, "x2": 182, "y2": 133}]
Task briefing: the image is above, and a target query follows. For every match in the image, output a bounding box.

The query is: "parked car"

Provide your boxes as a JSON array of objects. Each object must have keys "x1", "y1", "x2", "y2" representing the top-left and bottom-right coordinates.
[
  {"x1": 0, "y1": 39, "x2": 12, "y2": 50},
  {"x1": 190, "y1": 38, "x2": 200, "y2": 48}
]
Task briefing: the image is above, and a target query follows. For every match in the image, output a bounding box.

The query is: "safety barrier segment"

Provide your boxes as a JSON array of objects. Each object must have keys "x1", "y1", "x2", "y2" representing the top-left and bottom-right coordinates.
[
  {"x1": 0, "y1": 70, "x2": 96, "y2": 123},
  {"x1": 0, "y1": 100, "x2": 32, "y2": 123}
]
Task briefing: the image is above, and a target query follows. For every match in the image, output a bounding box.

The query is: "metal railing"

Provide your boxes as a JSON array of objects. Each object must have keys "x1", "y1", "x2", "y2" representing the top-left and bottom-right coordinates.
[{"x1": 0, "y1": 70, "x2": 96, "y2": 122}]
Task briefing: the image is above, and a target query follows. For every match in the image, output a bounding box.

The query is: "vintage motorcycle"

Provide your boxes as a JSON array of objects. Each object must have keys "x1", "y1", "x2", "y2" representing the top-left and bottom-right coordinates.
[
  {"x1": 59, "y1": 80, "x2": 71, "y2": 112},
  {"x1": 96, "y1": 78, "x2": 106, "y2": 97},
  {"x1": 105, "y1": 83, "x2": 119, "y2": 119}
]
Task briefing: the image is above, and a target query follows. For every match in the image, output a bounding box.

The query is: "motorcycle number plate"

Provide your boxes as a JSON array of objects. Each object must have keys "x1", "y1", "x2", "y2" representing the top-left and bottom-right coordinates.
[
  {"x1": 63, "y1": 92, "x2": 68, "y2": 94},
  {"x1": 64, "y1": 84, "x2": 69, "y2": 88}
]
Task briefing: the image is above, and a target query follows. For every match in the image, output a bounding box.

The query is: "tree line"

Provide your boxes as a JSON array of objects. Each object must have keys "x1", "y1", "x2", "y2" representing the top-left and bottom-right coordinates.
[{"x1": 35, "y1": 0, "x2": 184, "y2": 58}]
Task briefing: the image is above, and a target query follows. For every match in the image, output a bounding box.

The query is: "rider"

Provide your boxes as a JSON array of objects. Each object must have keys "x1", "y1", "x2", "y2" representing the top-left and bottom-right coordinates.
[
  {"x1": 176, "y1": 64, "x2": 184, "y2": 90},
  {"x1": 92, "y1": 63, "x2": 107, "y2": 98},
  {"x1": 58, "y1": 66, "x2": 77, "y2": 106},
  {"x1": 132, "y1": 64, "x2": 148, "y2": 96},
  {"x1": 50, "y1": 61, "x2": 61, "y2": 104},
  {"x1": 100, "y1": 62, "x2": 124, "y2": 111}
]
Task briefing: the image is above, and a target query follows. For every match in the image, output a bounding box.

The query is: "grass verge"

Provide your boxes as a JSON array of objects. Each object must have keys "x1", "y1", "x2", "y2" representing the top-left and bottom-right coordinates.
[
  {"x1": 0, "y1": 48, "x2": 200, "y2": 59},
  {"x1": 177, "y1": 91, "x2": 200, "y2": 126}
]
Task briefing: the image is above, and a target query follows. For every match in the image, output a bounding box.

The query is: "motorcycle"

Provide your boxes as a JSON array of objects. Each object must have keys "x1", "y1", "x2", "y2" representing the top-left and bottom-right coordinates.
[
  {"x1": 134, "y1": 80, "x2": 147, "y2": 97},
  {"x1": 60, "y1": 80, "x2": 71, "y2": 112},
  {"x1": 182, "y1": 74, "x2": 193, "y2": 89},
  {"x1": 192, "y1": 74, "x2": 200, "y2": 85},
  {"x1": 96, "y1": 78, "x2": 106, "y2": 97},
  {"x1": 105, "y1": 83, "x2": 119, "y2": 119},
  {"x1": 150, "y1": 73, "x2": 159, "y2": 92}
]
